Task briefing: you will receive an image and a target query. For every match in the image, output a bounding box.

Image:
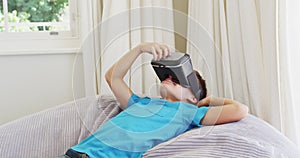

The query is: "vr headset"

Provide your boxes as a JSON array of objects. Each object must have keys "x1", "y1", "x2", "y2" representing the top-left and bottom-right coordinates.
[{"x1": 151, "y1": 52, "x2": 205, "y2": 101}]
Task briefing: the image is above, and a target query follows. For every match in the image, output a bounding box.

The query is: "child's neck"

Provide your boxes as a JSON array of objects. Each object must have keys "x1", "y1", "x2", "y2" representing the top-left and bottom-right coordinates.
[{"x1": 164, "y1": 97, "x2": 182, "y2": 103}]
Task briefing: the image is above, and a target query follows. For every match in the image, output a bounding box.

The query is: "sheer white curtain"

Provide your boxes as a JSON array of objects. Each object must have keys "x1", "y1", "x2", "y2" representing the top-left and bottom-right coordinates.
[
  {"x1": 99, "y1": 0, "x2": 175, "y2": 97},
  {"x1": 187, "y1": 0, "x2": 299, "y2": 146},
  {"x1": 80, "y1": 0, "x2": 103, "y2": 96},
  {"x1": 81, "y1": 0, "x2": 175, "y2": 97},
  {"x1": 285, "y1": 0, "x2": 300, "y2": 146}
]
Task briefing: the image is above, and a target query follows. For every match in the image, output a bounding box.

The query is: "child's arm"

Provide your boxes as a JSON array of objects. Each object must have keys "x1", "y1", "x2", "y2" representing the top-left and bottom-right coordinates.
[
  {"x1": 105, "y1": 42, "x2": 171, "y2": 109},
  {"x1": 197, "y1": 96, "x2": 249, "y2": 125}
]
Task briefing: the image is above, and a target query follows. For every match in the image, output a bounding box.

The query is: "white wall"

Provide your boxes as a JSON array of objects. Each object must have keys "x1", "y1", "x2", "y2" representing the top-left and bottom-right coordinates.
[{"x1": 0, "y1": 53, "x2": 85, "y2": 125}]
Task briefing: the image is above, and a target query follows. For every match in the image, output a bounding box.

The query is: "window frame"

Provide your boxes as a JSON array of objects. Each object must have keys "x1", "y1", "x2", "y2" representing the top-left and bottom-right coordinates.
[{"x1": 0, "y1": 0, "x2": 81, "y2": 55}]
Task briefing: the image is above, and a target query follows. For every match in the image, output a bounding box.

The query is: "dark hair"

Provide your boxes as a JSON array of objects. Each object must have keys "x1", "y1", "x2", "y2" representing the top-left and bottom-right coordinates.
[{"x1": 194, "y1": 70, "x2": 207, "y2": 100}]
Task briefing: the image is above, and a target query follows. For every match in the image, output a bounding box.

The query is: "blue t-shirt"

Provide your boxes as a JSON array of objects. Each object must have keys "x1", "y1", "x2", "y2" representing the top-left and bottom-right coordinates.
[{"x1": 71, "y1": 93, "x2": 210, "y2": 158}]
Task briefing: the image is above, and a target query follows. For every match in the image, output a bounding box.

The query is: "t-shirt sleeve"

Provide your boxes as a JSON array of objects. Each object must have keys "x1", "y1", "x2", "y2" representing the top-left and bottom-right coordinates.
[
  {"x1": 192, "y1": 106, "x2": 210, "y2": 127},
  {"x1": 126, "y1": 93, "x2": 141, "y2": 108}
]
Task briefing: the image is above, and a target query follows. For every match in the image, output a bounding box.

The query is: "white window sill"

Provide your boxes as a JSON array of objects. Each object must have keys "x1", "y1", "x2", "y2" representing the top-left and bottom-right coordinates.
[
  {"x1": 0, "y1": 48, "x2": 82, "y2": 56},
  {"x1": 0, "y1": 33, "x2": 81, "y2": 56}
]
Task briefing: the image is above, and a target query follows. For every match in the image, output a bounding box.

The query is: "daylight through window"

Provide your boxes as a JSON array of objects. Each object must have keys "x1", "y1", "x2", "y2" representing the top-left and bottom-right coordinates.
[{"x1": 0, "y1": 0, "x2": 70, "y2": 32}]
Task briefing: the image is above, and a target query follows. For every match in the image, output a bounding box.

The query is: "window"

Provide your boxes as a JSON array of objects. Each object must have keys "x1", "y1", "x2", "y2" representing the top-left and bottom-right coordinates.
[
  {"x1": 0, "y1": 0, "x2": 80, "y2": 55},
  {"x1": 0, "y1": 0, "x2": 74, "y2": 32},
  {"x1": 0, "y1": 0, "x2": 4, "y2": 32}
]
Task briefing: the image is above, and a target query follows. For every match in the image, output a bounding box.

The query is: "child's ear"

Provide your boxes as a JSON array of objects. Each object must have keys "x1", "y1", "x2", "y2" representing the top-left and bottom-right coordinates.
[{"x1": 187, "y1": 96, "x2": 198, "y2": 104}]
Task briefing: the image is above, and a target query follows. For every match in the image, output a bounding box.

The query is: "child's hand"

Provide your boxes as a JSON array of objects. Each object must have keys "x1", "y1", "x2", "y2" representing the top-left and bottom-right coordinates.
[
  {"x1": 197, "y1": 96, "x2": 227, "y2": 107},
  {"x1": 197, "y1": 96, "x2": 211, "y2": 107},
  {"x1": 137, "y1": 42, "x2": 172, "y2": 61}
]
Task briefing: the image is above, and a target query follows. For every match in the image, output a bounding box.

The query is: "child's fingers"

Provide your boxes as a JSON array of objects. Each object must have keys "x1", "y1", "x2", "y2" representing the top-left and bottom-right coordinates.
[
  {"x1": 197, "y1": 99, "x2": 206, "y2": 107},
  {"x1": 197, "y1": 96, "x2": 211, "y2": 107},
  {"x1": 163, "y1": 48, "x2": 169, "y2": 58},
  {"x1": 166, "y1": 44, "x2": 172, "y2": 56},
  {"x1": 151, "y1": 46, "x2": 158, "y2": 61},
  {"x1": 143, "y1": 43, "x2": 172, "y2": 60},
  {"x1": 159, "y1": 44, "x2": 171, "y2": 58},
  {"x1": 155, "y1": 45, "x2": 163, "y2": 60}
]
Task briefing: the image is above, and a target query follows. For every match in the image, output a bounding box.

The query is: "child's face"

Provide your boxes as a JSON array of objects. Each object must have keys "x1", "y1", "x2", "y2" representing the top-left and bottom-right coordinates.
[{"x1": 160, "y1": 76, "x2": 195, "y2": 103}]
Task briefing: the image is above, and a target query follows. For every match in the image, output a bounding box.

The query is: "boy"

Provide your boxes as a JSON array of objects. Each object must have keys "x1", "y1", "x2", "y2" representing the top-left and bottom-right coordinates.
[{"x1": 62, "y1": 42, "x2": 249, "y2": 158}]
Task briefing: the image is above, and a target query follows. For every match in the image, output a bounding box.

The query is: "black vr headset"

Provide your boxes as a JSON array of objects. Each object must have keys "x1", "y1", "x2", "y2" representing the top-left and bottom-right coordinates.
[{"x1": 151, "y1": 52, "x2": 206, "y2": 101}]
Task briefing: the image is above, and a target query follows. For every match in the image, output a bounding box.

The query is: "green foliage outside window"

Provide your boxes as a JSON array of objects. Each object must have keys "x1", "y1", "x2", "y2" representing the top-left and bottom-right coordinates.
[{"x1": 0, "y1": 0, "x2": 68, "y2": 32}]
